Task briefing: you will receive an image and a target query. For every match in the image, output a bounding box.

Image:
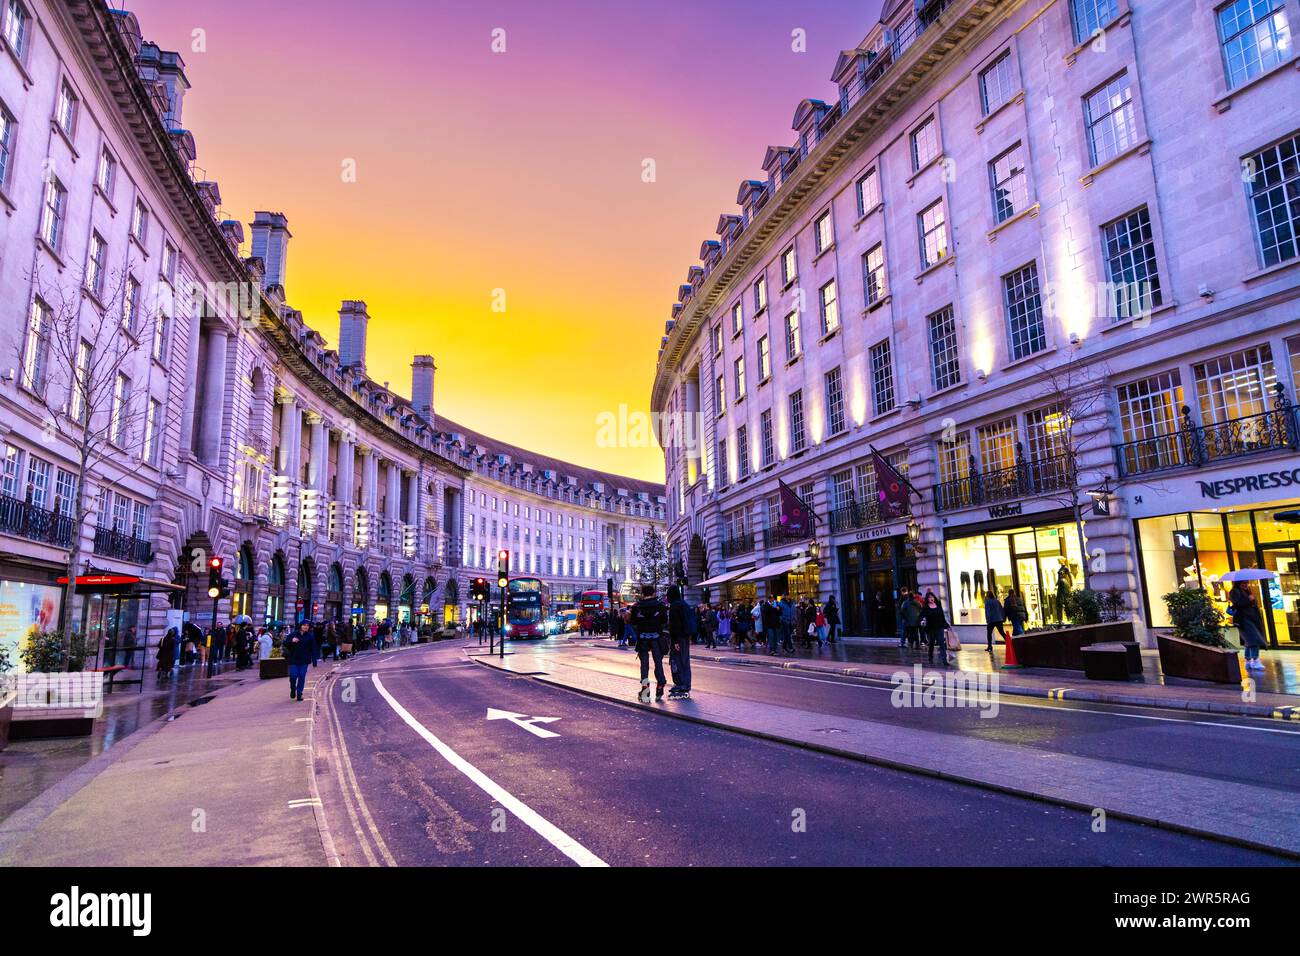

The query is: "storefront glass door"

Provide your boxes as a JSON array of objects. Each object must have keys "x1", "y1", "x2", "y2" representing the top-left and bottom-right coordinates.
[{"x1": 1259, "y1": 543, "x2": 1300, "y2": 647}]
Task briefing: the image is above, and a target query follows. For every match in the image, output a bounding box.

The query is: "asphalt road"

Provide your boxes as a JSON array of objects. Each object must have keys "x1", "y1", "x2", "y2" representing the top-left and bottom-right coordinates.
[
  {"x1": 315, "y1": 641, "x2": 1287, "y2": 866},
  {"x1": 517, "y1": 641, "x2": 1300, "y2": 794}
]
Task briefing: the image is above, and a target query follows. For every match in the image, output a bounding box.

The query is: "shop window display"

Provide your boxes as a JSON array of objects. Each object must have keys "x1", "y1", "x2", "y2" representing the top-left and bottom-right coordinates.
[{"x1": 945, "y1": 521, "x2": 1084, "y2": 628}]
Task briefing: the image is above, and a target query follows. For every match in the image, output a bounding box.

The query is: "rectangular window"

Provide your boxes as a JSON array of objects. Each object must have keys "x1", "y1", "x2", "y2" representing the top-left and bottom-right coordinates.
[
  {"x1": 715, "y1": 374, "x2": 726, "y2": 413},
  {"x1": 780, "y1": 246, "x2": 797, "y2": 286},
  {"x1": 1025, "y1": 405, "x2": 1071, "y2": 463},
  {"x1": 132, "y1": 199, "x2": 150, "y2": 244},
  {"x1": 978, "y1": 419, "x2": 1018, "y2": 473},
  {"x1": 1004, "y1": 262, "x2": 1047, "y2": 360},
  {"x1": 1194, "y1": 345, "x2": 1277, "y2": 424},
  {"x1": 87, "y1": 232, "x2": 108, "y2": 298},
  {"x1": 989, "y1": 143, "x2": 1029, "y2": 223},
  {"x1": 3, "y1": 1, "x2": 30, "y2": 58},
  {"x1": 132, "y1": 500, "x2": 148, "y2": 540},
  {"x1": 1117, "y1": 371, "x2": 1186, "y2": 472},
  {"x1": 911, "y1": 116, "x2": 939, "y2": 170},
  {"x1": 814, "y1": 211, "x2": 833, "y2": 253},
  {"x1": 111, "y1": 373, "x2": 130, "y2": 447},
  {"x1": 1071, "y1": 0, "x2": 1119, "y2": 43},
  {"x1": 712, "y1": 324, "x2": 722, "y2": 355},
  {"x1": 1102, "y1": 207, "x2": 1163, "y2": 320},
  {"x1": 736, "y1": 424, "x2": 750, "y2": 479},
  {"x1": 869, "y1": 339, "x2": 895, "y2": 415},
  {"x1": 863, "y1": 244, "x2": 886, "y2": 305},
  {"x1": 918, "y1": 199, "x2": 948, "y2": 268},
  {"x1": 855, "y1": 167, "x2": 880, "y2": 217},
  {"x1": 760, "y1": 409, "x2": 774, "y2": 467},
  {"x1": 789, "y1": 389, "x2": 807, "y2": 454},
  {"x1": 55, "y1": 81, "x2": 78, "y2": 137},
  {"x1": 1218, "y1": 0, "x2": 1291, "y2": 89},
  {"x1": 1, "y1": 444, "x2": 20, "y2": 499},
  {"x1": 831, "y1": 469, "x2": 854, "y2": 510},
  {"x1": 54, "y1": 468, "x2": 76, "y2": 516},
  {"x1": 979, "y1": 51, "x2": 1015, "y2": 115},
  {"x1": 153, "y1": 310, "x2": 171, "y2": 362},
  {"x1": 112, "y1": 492, "x2": 129, "y2": 534},
  {"x1": 825, "y1": 367, "x2": 845, "y2": 436},
  {"x1": 1084, "y1": 72, "x2": 1137, "y2": 167},
  {"x1": 40, "y1": 177, "x2": 67, "y2": 250},
  {"x1": 818, "y1": 279, "x2": 839, "y2": 336},
  {"x1": 784, "y1": 310, "x2": 802, "y2": 360},
  {"x1": 71, "y1": 338, "x2": 91, "y2": 423},
  {"x1": 928, "y1": 306, "x2": 961, "y2": 391},
  {"x1": 22, "y1": 297, "x2": 50, "y2": 389},
  {"x1": 937, "y1": 432, "x2": 971, "y2": 485},
  {"x1": 717, "y1": 438, "x2": 728, "y2": 486},
  {"x1": 97, "y1": 147, "x2": 116, "y2": 196},
  {"x1": 146, "y1": 397, "x2": 163, "y2": 464},
  {"x1": 1245, "y1": 133, "x2": 1300, "y2": 267},
  {"x1": 734, "y1": 356, "x2": 746, "y2": 400},
  {"x1": 753, "y1": 275, "x2": 767, "y2": 312},
  {"x1": 731, "y1": 301, "x2": 743, "y2": 335},
  {"x1": 757, "y1": 334, "x2": 770, "y2": 381},
  {"x1": 162, "y1": 242, "x2": 177, "y2": 282},
  {"x1": 0, "y1": 105, "x2": 14, "y2": 188},
  {"x1": 26, "y1": 454, "x2": 50, "y2": 508}
]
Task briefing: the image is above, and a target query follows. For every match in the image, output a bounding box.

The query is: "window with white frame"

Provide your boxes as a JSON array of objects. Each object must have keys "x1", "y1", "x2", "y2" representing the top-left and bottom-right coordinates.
[
  {"x1": 1025, "y1": 405, "x2": 1071, "y2": 462},
  {"x1": 814, "y1": 211, "x2": 833, "y2": 254},
  {"x1": 86, "y1": 232, "x2": 108, "y2": 298},
  {"x1": 146, "y1": 397, "x2": 163, "y2": 464},
  {"x1": 825, "y1": 366, "x2": 846, "y2": 436},
  {"x1": 27, "y1": 454, "x2": 51, "y2": 508},
  {"x1": 979, "y1": 51, "x2": 1016, "y2": 115},
  {"x1": 111, "y1": 372, "x2": 130, "y2": 447},
  {"x1": 928, "y1": 306, "x2": 961, "y2": 390},
  {"x1": 990, "y1": 143, "x2": 1029, "y2": 223},
  {"x1": 153, "y1": 309, "x2": 171, "y2": 362},
  {"x1": 132, "y1": 198, "x2": 150, "y2": 244},
  {"x1": 162, "y1": 242, "x2": 177, "y2": 282},
  {"x1": 818, "y1": 279, "x2": 839, "y2": 336},
  {"x1": 1, "y1": 444, "x2": 20, "y2": 498},
  {"x1": 736, "y1": 424, "x2": 750, "y2": 479},
  {"x1": 978, "y1": 418, "x2": 1018, "y2": 473},
  {"x1": 1071, "y1": 0, "x2": 1119, "y2": 43},
  {"x1": 753, "y1": 275, "x2": 767, "y2": 312},
  {"x1": 132, "y1": 500, "x2": 148, "y2": 539},
  {"x1": 734, "y1": 355, "x2": 746, "y2": 400},
  {"x1": 911, "y1": 116, "x2": 939, "y2": 170},
  {"x1": 1004, "y1": 262, "x2": 1047, "y2": 360},
  {"x1": 784, "y1": 309, "x2": 802, "y2": 360},
  {"x1": 789, "y1": 389, "x2": 807, "y2": 454},
  {"x1": 40, "y1": 176, "x2": 67, "y2": 250},
  {"x1": 937, "y1": 431, "x2": 971, "y2": 485},
  {"x1": 712, "y1": 324, "x2": 722, "y2": 355},
  {"x1": 1245, "y1": 133, "x2": 1300, "y2": 267},
  {"x1": 1084, "y1": 72, "x2": 1137, "y2": 167},
  {"x1": 0, "y1": 105, "x2": 14, "y2": 189},
  {"x1": 918, "y1": 199, "x2": 948, "y2": 268},
  {"x1": 780, "y1": 246, "x2": 796, "y2": 286},
  {"x1": 111, "y1": 491, "x2": 129, "y2": 533},
  {"x1": 71, "y1": 338, "x2": 91, "y2": 423},
  {"x1": 1102, "y1": 206, "x2": 1163, "y2": 320},
  {"x1": 831, "y1": 469, "x2": 854, "y2": 510},
  {"x1": 715, "y1": 373, "x2": 725, "y2": 413},
  {"x1": 731, "y1": 300, "x2": 743, "y2": 335},
  {"x1": 55, "y1": 81, "x2": 77, "y2": 137},
  {"x1": 1217, "y1": 0, "x2": 1291, "y2": 89},
  {"x1": 1194, "y1": 345, "x2": 1277, "y2": 424},
  {"x1": 760, "y1": 409, "x2": 774, "y2": 467},
  {"x1": 863, "y1": 243, "x2": 886, "y2": 306},
  {"x1": 869, "y1": 339, "x2": 895, "y2": 415},
  {"x1": 716, "y1": 438, "x2": 728, "y2": 486},
  {"x1": 97, "y1": 147, "x2": 116, "y2": 197},
  {"x1": 22, "y1": 297, "x2": 50, "y2": 389},
  {"x1": 54, "y1": 467, "x2": 75, "y2": 516},
  {"x1": 757, "y1": 334, "x2": 770, "y2": 381},
  {"x1": 855, "y1": 167, "x2": 880, "y2": 217},
  {"x1": 3, "y1": 1, "x2": 30, "y2": 58},
  {"x1": 123, "y1": 277, "x2": 146, "y2": 334}
]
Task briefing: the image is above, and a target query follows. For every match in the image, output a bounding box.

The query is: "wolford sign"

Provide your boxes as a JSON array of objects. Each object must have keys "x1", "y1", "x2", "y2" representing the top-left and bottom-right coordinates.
[{"x1": 1197, "y1": 466, "x2": 1300, "y2": 500}]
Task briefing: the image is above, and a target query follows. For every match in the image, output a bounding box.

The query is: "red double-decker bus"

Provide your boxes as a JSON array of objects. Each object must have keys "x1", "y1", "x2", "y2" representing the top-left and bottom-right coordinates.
[
  {"x1": 505, "y1": 577, "x2": 551, "y2": 639},
  {"x1": 577, "y1": 589, "x2": 607, "y2": 632}
]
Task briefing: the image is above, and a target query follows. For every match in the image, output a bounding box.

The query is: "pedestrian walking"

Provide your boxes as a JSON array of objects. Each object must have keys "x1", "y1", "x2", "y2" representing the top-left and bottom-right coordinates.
[
  {"x1": 900, "y1": 589, "x2": 923, "y2": 649},
  {"x1": 285, "y1": 621, "x2": 316, "y2": 702},
  {"x1": 922, "y1": 591, "x2": 950, "y2": 665},
  {"x1": 1003, "y1": 590, "x2": 1027, "y2": 636},
  {"x1": 257, "y1": 627, "x2": 273, "y2": 662},
  {"x1": 629, "y1": 584, "x2": 668, "y2": 702},
  {"x1": 814, "y1": 603, "x2": 827, "y2": 648},
  {"x1": 825, "y1": 595, "x2": 840, "y2": 644},
  {"x1": 984, "y1": 587, "x2": 1008, "y2": 652},
  {"x1": 778, "y1": 596, "x2": 796, "y2": 654},
  {"x1": 1228, "y1": 581, "x2": 1267, "y2": 670},
  {"x1": 716, "y1": 606, "x2": 732, "y2": 647},
  {"x1": 157, "y1": 627, "x2": 177, "y2": 682},
  {"x1": 667, "y1": 585, "x2": 693, "y2": 699}
]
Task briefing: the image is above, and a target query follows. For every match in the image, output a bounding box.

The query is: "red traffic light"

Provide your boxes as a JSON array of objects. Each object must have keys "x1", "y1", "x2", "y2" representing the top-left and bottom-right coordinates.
[{"x1": 209, "y1": 556, "x2": 223, "y2": 569}]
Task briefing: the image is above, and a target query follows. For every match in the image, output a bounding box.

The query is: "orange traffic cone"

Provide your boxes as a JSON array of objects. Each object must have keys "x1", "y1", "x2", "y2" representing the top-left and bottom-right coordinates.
[{"x1": 1001, "y1": 629, "x2": 1021, "y2": 669}]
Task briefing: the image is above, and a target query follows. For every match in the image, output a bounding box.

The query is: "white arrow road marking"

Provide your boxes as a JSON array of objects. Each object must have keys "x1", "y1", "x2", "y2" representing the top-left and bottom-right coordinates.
[
  {"x1": 485, "y1": 707, "x2": 562, "y2": 739},
  {"x1": 370, "y1": 674, "x2": 606, "y2": 867}
]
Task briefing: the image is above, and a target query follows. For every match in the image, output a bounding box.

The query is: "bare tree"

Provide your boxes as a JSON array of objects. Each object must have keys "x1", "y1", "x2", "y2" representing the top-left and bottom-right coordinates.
[{"x1": 16, "y1": 259, "x2": 162, "y2": 654}]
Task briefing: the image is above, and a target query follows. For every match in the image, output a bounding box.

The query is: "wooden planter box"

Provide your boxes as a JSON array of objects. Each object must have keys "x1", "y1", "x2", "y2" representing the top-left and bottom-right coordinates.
[
  {"x1": 1010, "y1": 620, "x2": 1138, "y2": 670},
  {"x1": 1157, "y1": 634, "x2": 1242, "y2": 684},
  {"x1": 259, "y1": 657, "x2": 289, "y2": 680}
]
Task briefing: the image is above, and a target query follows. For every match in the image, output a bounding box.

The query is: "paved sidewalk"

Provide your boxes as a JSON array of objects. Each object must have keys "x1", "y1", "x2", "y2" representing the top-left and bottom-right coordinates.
[
  {"x1": 574, "y1": 637, "x2": 1300, "y2": 719},
  {"x1": 0, "y1": 664, "x2": 333, "y2": 867},
  {"x1": 473, "y1": 650, "x2": 1300, "y2": 858}
]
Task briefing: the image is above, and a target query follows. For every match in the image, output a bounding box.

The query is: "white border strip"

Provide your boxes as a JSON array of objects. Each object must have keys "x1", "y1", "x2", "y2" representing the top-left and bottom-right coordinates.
[{"x1": 370, "y1": 673, "x2": 608, "y2": 867}]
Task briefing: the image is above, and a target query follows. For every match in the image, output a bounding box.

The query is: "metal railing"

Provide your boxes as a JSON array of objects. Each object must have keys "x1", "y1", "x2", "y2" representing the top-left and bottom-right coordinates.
[
  {"x1": 93, "y1": 526, "x2": 154, "y2": 564},
  {"x1": 0, "y1": 494, "x2": 75, "y2": 548},
  {"x1": 934, "y1": 449, "x2": 1076, "y2": 514},
  {"x1": 828, "y1": 495, "x2": 911, "y2": 534},
  {"x1": 1116, "y1": 394, "x2": 1300, "y2": 478},
  {"x1": 721, "y1": 531, "x2": 755, "y2": 558}
]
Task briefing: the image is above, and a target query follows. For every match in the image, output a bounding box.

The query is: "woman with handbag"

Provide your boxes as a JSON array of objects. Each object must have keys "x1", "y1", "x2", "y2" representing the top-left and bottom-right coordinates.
[{"x1": 922, "y1": 591, "x2": 950, "y2": 666}]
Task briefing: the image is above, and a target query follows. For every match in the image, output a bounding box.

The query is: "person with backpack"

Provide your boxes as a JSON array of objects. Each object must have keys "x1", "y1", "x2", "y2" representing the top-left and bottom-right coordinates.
[
  {"x1": 629, "y1": 584, "x2": 668, "y2": 702},
  {"x1": 667, "y1": 585, "x2": 693, "y2": 700}
]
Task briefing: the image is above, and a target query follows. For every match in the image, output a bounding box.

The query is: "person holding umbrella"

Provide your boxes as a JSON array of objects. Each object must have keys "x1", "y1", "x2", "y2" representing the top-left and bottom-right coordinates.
[{"x1": 1223, "y1": 569, "x2": 1270, "y2": 670}]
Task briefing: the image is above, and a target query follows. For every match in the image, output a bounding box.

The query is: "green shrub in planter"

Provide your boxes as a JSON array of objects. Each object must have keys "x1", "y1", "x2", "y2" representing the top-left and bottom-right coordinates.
[
  {"x1": 17, "y1": 627, "x2": 89, "y2": 673},
  {"x1": 1101, "y1": 586, "x2": 1127, "y2": 622},
  {"x1": 1063, "y1": 588, "x2": 1103, "y2": 626},
  {"x1": 1162, "y1": 588, "x2": 1231, "y2": 649}
]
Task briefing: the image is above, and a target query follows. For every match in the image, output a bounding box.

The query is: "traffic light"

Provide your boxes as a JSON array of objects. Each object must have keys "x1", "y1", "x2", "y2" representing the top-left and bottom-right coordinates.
[
  {"x1": 471, "y1": 577, "x2": 488, "y2": 602},
  {"x1": 207, "y1": 556, "x2": 224, "y2": 599},
  {"x1": 497, "y1": 549, "x2": 510, "y2": 589}
]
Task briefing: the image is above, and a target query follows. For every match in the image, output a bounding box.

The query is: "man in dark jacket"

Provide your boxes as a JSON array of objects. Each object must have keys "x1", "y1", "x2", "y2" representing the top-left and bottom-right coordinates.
[
  {"x1": 629, "y1": 584, "x2": 668, "y2": 702},
  {"x1": 285, "y1": 621, "x2": 316, "y2": 702},
  {"x1": 825, "y1": 595, "x2": 841, "y2": 644},
  {"x1": 666, "y1": 585, "x2": 692, "y2": 700}
]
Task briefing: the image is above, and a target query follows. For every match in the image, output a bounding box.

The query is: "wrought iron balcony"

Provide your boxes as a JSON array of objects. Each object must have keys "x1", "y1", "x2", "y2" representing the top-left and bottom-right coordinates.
[
  {"x1": 720, "y1": 531, "x2": 755, "y2": 558},
  {"x1": 828, "y1": 495, "x2": 911, "y2": 534},
  {"x1": 934, "y1": 448, "x2": 1076, "y2": 514},
  {"x1": 93, "y1": 526, "x2": 154, "y2": 564},
  {"x1": 1116, "y1": 394, "x2": 1299, "y2": 479},
  {"x1": 0, "y1": 494, "x2": 75, "y2": 548},
  {"x1": 766, "y1": 523, "x2": 812, "y2": 546}
]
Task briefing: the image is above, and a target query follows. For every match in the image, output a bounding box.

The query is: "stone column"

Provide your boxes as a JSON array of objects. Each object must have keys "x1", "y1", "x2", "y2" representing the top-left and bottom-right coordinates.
[
  {"x1": 362, "y1": 450, "x2": 378, "y2": 513},
  {"x1": 307, "y1": 414, "x2": 327, "y2": 492},
  {"x1": 405, "y1": 472, "x2": 419, "y2": 527},
  {"x1": 179, "y1": 308, "x2": 203, "y2": 457},
  {"x1": 198, "y1": 327, "x2": 228, "y2": 466},
  {"x1": 277, "y1": 395, "x2": 297, "y2": 475},
  {"x1": 386, "y1": 462, "x2": 401, "y2": 525}
]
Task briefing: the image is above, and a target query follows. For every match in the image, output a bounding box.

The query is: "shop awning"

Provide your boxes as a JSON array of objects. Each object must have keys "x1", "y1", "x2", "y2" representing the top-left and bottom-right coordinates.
[
  {"x1": 695, "y1": 567, "x2": 754, "y2": 588},
  {"x1": 735, "y1": 556, "x2": 810, "y2": 582},
  {"x1": 55, "y1": 574, "x2": 184, "y2": 595}
]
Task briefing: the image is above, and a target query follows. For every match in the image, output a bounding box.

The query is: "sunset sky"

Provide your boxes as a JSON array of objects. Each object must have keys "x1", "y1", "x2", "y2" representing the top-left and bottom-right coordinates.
[{"x1": 129, "y1": 0, "x2": 880, "y2": 481}]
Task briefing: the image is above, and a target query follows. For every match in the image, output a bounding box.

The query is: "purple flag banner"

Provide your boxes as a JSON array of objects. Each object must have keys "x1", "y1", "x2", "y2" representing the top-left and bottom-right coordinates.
[
  {"x1": 872, "y1": 448, "x2": 910, "y2": 519},
  {"x1": 778, "y1": 479, "x2": 812, "y2": 537}
]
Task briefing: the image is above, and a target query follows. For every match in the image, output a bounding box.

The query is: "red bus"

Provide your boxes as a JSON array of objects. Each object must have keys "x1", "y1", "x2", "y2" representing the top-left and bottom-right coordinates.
[
  {"x1": 577, "y1": 589, "x2": 607, "y2": 632},
  {"x1": 506, "y1": 577, "x2": 551, "y2": 639}
]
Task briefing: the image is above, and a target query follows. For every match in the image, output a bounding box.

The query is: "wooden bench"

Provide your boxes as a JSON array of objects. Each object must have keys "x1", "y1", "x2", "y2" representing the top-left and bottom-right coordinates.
[{"x1": 88, "y1": 664, "x2": 128, "y2": 694}]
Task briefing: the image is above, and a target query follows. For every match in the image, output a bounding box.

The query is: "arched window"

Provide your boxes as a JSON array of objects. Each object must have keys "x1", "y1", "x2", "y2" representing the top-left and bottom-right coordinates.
[
  {"x1": 266, "y1": 552, "x2": 286, "y2": 625},
  {"x1": 376, "y1": 571, "x2": 393, "y2": 622},
  {"x1": 297, "y1": 559, "x2": 315, "y2": 623},
  {"x1": 232, "y1": 543, "x2": 254, "y2": 619},
  {"x1": 400, "y1": 574, "x2": 416, "y2": 623}
]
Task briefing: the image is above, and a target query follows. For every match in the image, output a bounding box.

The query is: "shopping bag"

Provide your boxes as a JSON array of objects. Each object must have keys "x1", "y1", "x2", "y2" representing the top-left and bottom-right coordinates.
[{"x1": 945, "y1": 629, "x2": 962, "y2": 652}]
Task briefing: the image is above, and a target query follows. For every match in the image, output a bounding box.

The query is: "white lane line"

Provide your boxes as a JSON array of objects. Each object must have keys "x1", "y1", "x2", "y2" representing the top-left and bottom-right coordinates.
[
  {"x1": 371, "y1": 673, "x2": 607, "y2": 868},
  {"x1": 684, "y1": 661, "x2": 1300, "y2": 735}
]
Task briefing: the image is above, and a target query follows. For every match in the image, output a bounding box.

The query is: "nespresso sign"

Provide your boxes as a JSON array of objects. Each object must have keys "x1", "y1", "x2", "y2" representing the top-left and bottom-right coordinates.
[{"x1": 1198, "y1": 466, "x2": 1300, "y2": 500}]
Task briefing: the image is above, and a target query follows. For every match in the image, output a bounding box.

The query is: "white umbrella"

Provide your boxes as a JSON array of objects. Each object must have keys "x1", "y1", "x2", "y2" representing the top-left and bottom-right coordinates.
[{"x1": 1218, "y1": 569, "x2": 1276, "y2": 582}]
